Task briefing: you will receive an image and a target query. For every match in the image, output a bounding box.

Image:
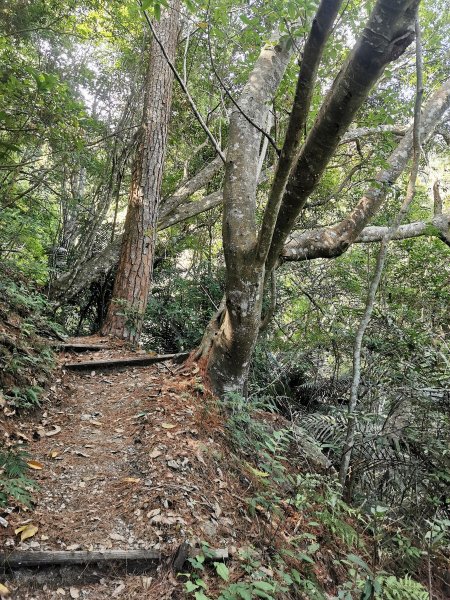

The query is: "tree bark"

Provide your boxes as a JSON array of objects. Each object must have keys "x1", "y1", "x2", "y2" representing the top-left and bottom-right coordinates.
[
  {"x1": 101, "y1": 1, "x2": 180, "y2": 342},
  {"x1": 201, "y1": 35, "x2": 297, "y2": 396}
]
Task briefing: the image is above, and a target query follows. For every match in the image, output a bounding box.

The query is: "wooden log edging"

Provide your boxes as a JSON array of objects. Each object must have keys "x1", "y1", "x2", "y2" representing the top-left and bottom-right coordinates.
[
  {"x1": 64, "y1": 352, "x2": 190, "y2": 372},
  {"x1": 57, "y1": 343, "x2": 115, "y2": 352},
  {"x1": 0, "y1": 549, "x2": 161, "y2": 568},
  {"x1": 0, "y1": 547, "x2": 228, "y2": 569}
]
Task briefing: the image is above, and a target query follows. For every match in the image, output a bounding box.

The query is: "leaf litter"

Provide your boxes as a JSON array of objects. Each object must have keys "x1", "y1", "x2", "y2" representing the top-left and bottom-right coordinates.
[{"x1": 0, "y1": 338, "x2": 253, "y2": 599}]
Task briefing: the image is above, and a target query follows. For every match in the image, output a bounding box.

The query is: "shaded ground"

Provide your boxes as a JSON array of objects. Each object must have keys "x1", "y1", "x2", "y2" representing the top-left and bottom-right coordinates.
[{"x1": 1, "y1": 339, "x2": 251, "y2": 599}]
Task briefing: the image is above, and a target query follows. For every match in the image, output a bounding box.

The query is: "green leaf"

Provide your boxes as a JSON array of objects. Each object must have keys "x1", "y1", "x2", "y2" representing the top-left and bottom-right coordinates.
[
  {"x1": 253, "y1": 581, "x2": 275, "y2": 591},
  {"x1": 360, "y1": 579, "x2": 373, "y2": 600},
  {"x1": 194, "y1": 592, "x2": 211, "y2": 600},
  {"x1": 214, "y1": 562, "x2": 229, "y2": 581},
  {"x1": 185, "y1": 581, "x2": 199, "y2": 593},
  {"x1": 298, "y1": 552, "x2": 315, "y2": 564},
  {"x1": 346, "y1": 554, "x2": 370, "y2": 572},
  {"x1": 236, "y1": 586, "x2": 252, "y2": 600}
]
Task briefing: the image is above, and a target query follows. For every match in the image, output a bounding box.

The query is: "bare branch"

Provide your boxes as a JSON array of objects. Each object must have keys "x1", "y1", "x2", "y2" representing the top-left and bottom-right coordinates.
[
  {"x1": 339, "y1": 14, "x2": 424, "y2": 489},
  {"x1": 265, "y1": 0, "x2": 420, "y2": 274}
]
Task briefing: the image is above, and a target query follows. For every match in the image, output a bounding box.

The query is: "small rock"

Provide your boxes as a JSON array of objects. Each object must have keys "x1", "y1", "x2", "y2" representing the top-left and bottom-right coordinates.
[
  {"x1": 200, "y1": 520, "x2": 217, "y2": 539},
  {"x1": 69, "y1": 588, "x2": 79, "y2": 599},
  {"x1": 109, "y1": 533, "x2": 125, "y2": 542}
]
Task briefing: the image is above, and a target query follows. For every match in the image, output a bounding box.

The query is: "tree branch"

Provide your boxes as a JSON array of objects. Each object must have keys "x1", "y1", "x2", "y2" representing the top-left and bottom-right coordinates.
[
  {"x1": 280, "y1": 77, "x2": 450, "y2": 261},
  {"x1": 339, "y1": 14, "x2": 423, "y2": 489},
  {"x1": 256, "y1": 0, "x2": 344, "y2": 263},
  {"x1": 265, "y1": 0, "x2": 419, "y2": 274}
]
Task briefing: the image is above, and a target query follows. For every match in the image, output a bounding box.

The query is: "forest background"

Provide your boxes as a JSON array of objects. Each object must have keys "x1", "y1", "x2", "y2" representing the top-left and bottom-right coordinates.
[{"x1": 0, "y1": 0, "x2": 449, "y2": 598}]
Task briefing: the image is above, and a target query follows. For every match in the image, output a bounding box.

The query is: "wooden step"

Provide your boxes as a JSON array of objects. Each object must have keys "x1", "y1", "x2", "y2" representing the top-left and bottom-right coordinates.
[
  {"x1": 57, "y1": 343, "x2": 114, "y2": 352},
  {"x1": 64, "y1": 351, "x2": 190, "y2": 371}
]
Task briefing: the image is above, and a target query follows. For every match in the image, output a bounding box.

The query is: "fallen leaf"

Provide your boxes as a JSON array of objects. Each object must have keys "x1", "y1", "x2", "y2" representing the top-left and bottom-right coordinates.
[
  {"x1": 0, "y1": 517, "x2": 8, "y2": 528},
  {"x1": 122, "y1": 477, "x2": 141, "y2": 483},
  {"x1": 27, "y1": 460, "x2": 44, "y2": 470},
  {"x1": 74, "y1": 451, "x2": 90, "y2": 458},
  {"x1": 45, "y1": 425, "x2": 61, "y2": 437},
  {"x1": 161, "y1": 423, "x2": 176, "y2": 429},
  {"x1": 149, "y1": 449, "x2": 162, "y2": 459},
  {"x1": 192, "y1": 364, "x2": 199, "y2": 374},
  {"x1": 15, "y1": 524, "x2": 38, "y2": 541},
  {"x1": 21, "y1": 524, "x2": 35, "y2": 539},
  {"x1": 142, "y1": 576, "x2": 153, "y2": 590},
  {"x1": 0, "y1": 583, "x2": 10, "y2": 597},
  {"x1": 69, "y1": 587, "x2": 80, "y2": 599},
  {"x1": 49, "y1": 450, "x2": 59, "y2": 458},
  {"x1": 196, "y1": 450, "x2": 206, "y2": 465},
  {"x1": 89, "y1": 420, "x2": 102, "y2": 427},
  {"x1": 112, "y1": 583, "x2": 125, "y2": 597},
  {"x1": 147, "y1": 508, "x2": 161, "y2": 518},
  {"x1": 67, "y1": 544, "x2": 81, "y2": 551}
]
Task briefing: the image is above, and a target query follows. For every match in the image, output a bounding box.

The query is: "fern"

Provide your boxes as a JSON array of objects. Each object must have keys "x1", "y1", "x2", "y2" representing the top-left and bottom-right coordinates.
[
  {"x1": 0, "y1": 449, "x2": 37, "y2": 508},
  {"x1": 376, "y1": 575, "x2": 428, "y2": 600}
]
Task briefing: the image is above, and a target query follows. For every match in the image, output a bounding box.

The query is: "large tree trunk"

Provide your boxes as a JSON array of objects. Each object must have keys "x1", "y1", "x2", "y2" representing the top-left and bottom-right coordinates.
[
  {"x1": 202, "y1": 0, "x2": 419, "y2": 397},
  {"x1": 101, "y1": 1, "x2": 180, "y2": 342},
  {"x1": 196, "y1": 34, "x2": 296, "y2": 396}
]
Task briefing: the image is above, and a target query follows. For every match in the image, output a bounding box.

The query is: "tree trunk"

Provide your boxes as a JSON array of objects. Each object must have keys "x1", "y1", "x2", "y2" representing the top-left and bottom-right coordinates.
[
  {"x1": 199, "y1": 35, "x2": 296, "y2": 396},
  {"x1": 203, "y1": 266, "x2": 265, "y2": 397},
  {"x1": 101, "y1": 1, "x2": 180, "y2": 342},
  {"x1": 201, "y1": 0, "x2": 419, "y2": 398}
]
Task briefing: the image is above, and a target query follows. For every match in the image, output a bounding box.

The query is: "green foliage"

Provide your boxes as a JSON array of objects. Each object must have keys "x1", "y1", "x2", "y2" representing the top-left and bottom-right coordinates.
[
  {"x1": 144, "y1": 261, "x2": 224, "y2": 352},
  {"x1": 0, "y1": 262, "x2": 59, "y2": 409},
  {"x1": 374, "y1": 575, "x2": 428, "y2": 600},
  {"x1": 0, "y1": 449, "x2": 38, "y2": 508}
]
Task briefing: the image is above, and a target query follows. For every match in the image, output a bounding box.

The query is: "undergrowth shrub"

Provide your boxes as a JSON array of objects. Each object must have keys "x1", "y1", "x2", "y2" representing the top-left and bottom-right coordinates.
[
  {"x1": 0, "y1": 261, "x2": 63, "y2": 507},
  {"x1": 0, "y1": 449, "x2": 37, "y2": 508},
  {"x1": 185, "y1": 392, "x2": 434, "y2": 600},
  {"x1": 143, "y1": 263, "x2": 223, "y2": 353}
]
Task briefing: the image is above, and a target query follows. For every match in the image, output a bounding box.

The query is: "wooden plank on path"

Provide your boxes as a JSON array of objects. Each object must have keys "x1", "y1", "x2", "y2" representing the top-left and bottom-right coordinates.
[
  {"x1": 64, "y1": 351, "x2": 190, "y2": 371},
  {"x1": 0, "y1": 546, "x2": 228, "y2": 569},
  {"x1": 0, "y1": 549, "x2": 161, "y2": 568},
  {"x1": 58, "y1": 343, "x2": 114, "y2": 352}
]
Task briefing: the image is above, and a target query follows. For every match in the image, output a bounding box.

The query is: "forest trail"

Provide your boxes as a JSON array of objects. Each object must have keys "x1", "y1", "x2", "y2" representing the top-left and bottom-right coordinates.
[{"x1": 2, "y1": 340, "x2": 249, "y2": 599}]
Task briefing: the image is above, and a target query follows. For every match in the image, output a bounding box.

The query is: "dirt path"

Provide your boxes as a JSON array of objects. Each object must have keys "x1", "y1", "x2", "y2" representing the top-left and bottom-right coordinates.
[{"x1": 2, "y1": 344, "x2": 247, "y2": 599}]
